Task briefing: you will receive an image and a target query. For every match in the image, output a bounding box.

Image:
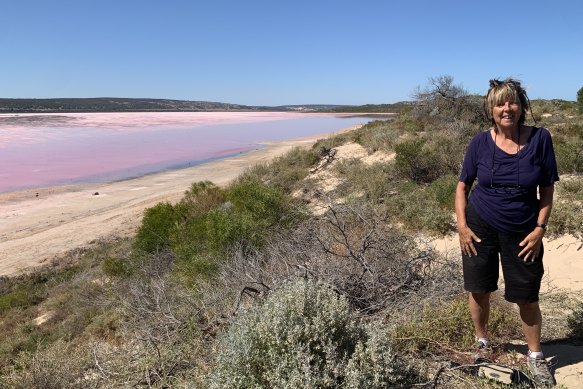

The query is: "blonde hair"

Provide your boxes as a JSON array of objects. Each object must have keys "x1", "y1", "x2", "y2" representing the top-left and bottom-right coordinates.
[{"x1": 483, "y1": 78, "x2": 530, "y2": 126}]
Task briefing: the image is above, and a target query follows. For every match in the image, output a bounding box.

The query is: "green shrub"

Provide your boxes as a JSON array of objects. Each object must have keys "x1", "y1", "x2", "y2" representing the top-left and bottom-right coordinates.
[
  {"x1": 395, "y1": 138, "x2": 441, "y2": 183},
  {"x1": 333, "y1": 159, "x2": 396, "y2": 204},
  {"x1": 102, "y1": 256, "x2": 132, "y2": 278},
  {"x1": 170, "y1": 179, "x2": 301, "y2": 282},
  {"x1": 391, "y1": 113, "x2": 424, "y2": 133},
  {"x1": 227, "y1": 178, "x2": 292, "y2": 226},
  {"x1": 385, "y1": 181, "x2": 454, "y2": 235},
  {"x1": 548, "y1": 201, "x2": 583, "y2": 239},
  {"x1": 135, "y1": 202, "x2": 181, "y2": 253},
  {"x1": 428, "y1": 174, "x2": 459, "y2": 210},
  {"x1": 180, "y1": 181, "x2": 226, "y2": 216},
  {"x1": 555, "y1": 122, "x2": 583, "y2": 138},
  {"x1": 350, "y1": 120, "x2": 402, "y2": 153},
  {"x1": 429, "y1": 132, "x2": 467, "y2": 174},
  {"x1": 240, "y1": 148, "x2": 319, "y2": 193},
  {"x1": 556, "y1": 178, "x2": 583, "y2": 199},
  {"x1": 210, "y1": 280, "x2": 418, "y2": 388},
  {"x1": 554, "y1": 138, "x2": 583, "y2": 174},
  {"x1": 0, "y1": 288, "x2": 43, "y2": 314},
  {"x1": 313, "y1": 133, "x2": 352, "y2": 152}
]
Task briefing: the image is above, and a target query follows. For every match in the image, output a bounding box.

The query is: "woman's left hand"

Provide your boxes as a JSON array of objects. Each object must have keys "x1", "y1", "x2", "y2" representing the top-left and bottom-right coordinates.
[{"x1": 518, "y1": 228, "x2": 545, "y2": 262}]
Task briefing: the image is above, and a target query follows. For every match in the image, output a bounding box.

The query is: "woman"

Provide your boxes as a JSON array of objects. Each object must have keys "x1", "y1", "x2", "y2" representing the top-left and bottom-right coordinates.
[{"x1": 455, "y1": 79, "x2": 559, "y2": 387}]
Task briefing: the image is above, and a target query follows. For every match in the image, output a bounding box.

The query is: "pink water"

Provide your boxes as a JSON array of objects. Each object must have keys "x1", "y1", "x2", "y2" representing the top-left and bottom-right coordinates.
[{"x1": 0, "y1": 112, "x2": 374, "y2": 193}]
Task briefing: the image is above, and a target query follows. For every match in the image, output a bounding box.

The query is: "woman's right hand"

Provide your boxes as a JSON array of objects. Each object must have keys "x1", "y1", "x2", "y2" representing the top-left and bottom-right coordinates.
[{"x1": 458, "y1": 225, "x2": 481, "y2": 257}]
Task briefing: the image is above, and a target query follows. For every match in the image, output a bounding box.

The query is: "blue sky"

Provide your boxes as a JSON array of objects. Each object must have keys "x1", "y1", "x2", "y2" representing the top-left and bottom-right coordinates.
[{"x1": 1, "y1": 0, "x2": 582, "y2": 105}]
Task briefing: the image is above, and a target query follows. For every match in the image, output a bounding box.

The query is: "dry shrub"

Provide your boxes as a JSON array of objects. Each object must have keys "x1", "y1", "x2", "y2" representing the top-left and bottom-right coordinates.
[
  {"x1": 1, "y1": 340, "x2": 91, "y2": 389},
  {"x1": 349, "y1": 119, "x2": 402, "y2": 153},
  {"x1": 217, "y1": 202, "x2": 463, "y2": 317},
  {"x1": 391, "y1": 294, "x2": 521, "y2": 363},
  {"x1": 333, "y1": 159, "x2": 396, "y2": 205},
  {"x1": 88, "y1": 251, "x2": 209, "y2": 387},
  {"x1": 568, "y1": 301, "x2": 583, "y2": 339}
]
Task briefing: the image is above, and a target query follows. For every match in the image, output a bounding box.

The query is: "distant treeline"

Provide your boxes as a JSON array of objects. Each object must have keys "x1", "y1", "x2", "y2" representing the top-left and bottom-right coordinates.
[
  {"x1": 0, "y1": 98, "x2": 406, "y2": 114},
  {"x1": 327, "y1": 102, "x2": 410, "y2": 113},
  {"x1": 0, "y1": 98, "x2": 255, "y2": 113}
]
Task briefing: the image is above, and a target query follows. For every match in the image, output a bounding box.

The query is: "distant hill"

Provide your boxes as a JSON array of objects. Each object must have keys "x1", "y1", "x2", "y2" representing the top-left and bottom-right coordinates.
[
  {"x1": 0, "y1": 98, "x2": 403, "y2": 113},
  {"x1": 0, "y1": 98, "x2": 256, "y2": 113},
  {"x1": 327, "y1": 102, "x2": 411, "y2": 113}
]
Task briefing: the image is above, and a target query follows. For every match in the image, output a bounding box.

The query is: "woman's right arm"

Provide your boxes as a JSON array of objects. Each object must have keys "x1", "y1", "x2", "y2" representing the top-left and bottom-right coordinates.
[{"x1": 455, "y1": 181, "x2": 481, "y2": 256}]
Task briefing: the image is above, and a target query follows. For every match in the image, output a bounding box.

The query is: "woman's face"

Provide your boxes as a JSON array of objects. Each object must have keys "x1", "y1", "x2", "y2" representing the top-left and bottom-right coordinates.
[{"x1": 492, "y1": 100, "x2": 521, "y2": 129}]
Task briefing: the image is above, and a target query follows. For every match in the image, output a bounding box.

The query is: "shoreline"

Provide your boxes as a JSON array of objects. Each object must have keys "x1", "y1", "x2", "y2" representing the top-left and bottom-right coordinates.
[
  {"x1": 0, "y1": 111, "x2": 391, "y2": 194},
  {"x1": 0, "y1": 126, "x2": 358, "y2": 277}
]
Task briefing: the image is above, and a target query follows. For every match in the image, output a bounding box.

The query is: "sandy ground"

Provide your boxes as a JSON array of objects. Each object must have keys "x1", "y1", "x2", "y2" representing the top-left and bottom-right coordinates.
[
  {"x1": 0, "y1": 129, "x2": 349, "y2": 276},
  {"x1": 433, "y1": 234, "x2": 583, "y2": 388}
]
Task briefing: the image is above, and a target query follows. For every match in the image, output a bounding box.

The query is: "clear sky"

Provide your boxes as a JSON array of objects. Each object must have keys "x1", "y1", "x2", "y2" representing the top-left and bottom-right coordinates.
[{"x1": 1, "y1": 0, "x2": 582, "y2": 105}]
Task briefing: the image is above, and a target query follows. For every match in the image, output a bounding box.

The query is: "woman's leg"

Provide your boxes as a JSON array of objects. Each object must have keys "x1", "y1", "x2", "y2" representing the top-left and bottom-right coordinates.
[
  {"x1": 519, "y1": 301, "x2": 542, "y2": 352},
  {"x1": 469, "y1": 292, "x2": 491, "y2": 339}
]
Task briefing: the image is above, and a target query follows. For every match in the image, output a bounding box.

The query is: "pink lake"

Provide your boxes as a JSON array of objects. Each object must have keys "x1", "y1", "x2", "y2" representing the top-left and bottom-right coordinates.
[{"x1": 0, "y1": 112, "x2": 382, "y2": 193}]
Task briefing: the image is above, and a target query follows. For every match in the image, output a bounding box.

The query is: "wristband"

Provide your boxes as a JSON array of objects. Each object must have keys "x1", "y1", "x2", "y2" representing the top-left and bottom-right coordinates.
[{"x1": 536, "y1": 223, "x2": 547, "y2": 231}]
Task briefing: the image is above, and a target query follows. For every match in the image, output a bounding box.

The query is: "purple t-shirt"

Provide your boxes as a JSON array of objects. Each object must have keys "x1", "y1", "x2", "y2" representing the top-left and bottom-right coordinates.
[{"x1": 459, "y1": 127, "x2": 559, "y2": 233}]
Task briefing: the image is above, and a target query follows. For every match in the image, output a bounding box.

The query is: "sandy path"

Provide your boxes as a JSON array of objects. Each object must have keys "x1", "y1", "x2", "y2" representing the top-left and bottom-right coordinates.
[{"x1": 0, "y1": 132, "x2": 338, "y2": 276}]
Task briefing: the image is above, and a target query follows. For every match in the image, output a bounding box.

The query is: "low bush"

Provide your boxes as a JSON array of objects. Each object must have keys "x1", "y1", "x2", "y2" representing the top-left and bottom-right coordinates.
[
  {"x1": 556, "y1": 177, "x2": 583, "y2": 199},
  {"x1": 428, "y1": 174, "x2": 459, "y2": 210},
  {"x1": 395, "y1": 138, "x2": 441, "y2": 183},
  {"x1": 240, "y1": 147, "x2": 319, "y2": 193},
  {"x1": 567, "y1": 301, "x2": 583, "y2": 339},
  {"x1": 0, "y1": 288, "x2": 44, "y2": 314},
  {"x1": 170, "y1": 178, "x2": 302, "y2": 282},
  {"x1": 554, "y1": 137, "x2": 583, "y2": 174},
  {"x1": 102, "y1": 256, "x2": 132, "y2": 277},
  {"x1": 385, "y1": 181, "x2": 454, "y2": 235},
  {"x1": 390, "y1": 112, "x2": 424, "y2": 133},
  {"x1": 0, "y1": 340, "x2": 91, "y2": 389},
  {"x1": 209, "y1": 280, "x2": 419, "y2": 388},
  {"x1": 219, "y1": 202, "x2": 459, "y2": 318},
  {"x1": 333, "y1": 159, "x2": 396, "y2": 204},
  {"x1": 180, "y1": 180, "x2": 227, "y2": 217},
  {"x1": 391, "y1": 295, "x2": 520, "y2": 359},
  {"x1": 350, "y1": 119, "x2": 402, "y2": 153},
  {"x1": 548, "y1": 178, "x2": 583, "y2": 238},
  {"x1": 134, "y1": 202, "x2": 181, "y2": 253},
  {"x1": 554, "y1": 122, "x2": 583, "y2": 138}
]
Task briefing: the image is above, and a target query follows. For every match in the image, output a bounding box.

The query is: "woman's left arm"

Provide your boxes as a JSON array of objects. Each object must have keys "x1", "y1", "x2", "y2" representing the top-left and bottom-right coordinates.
[{"x1": 518, "y1": 185, "x2": 554, "y2": 261}]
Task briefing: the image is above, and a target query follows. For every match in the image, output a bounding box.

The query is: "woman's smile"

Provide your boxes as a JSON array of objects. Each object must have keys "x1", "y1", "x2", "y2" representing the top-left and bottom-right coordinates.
[{"x1": 493, "y1": 101, "x2": 521, "y2": 128}]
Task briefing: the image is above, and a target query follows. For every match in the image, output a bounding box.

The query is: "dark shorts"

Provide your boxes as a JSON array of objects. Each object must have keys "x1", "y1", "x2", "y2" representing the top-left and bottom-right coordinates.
[{"x1": 462, "y1": 203, "x2": 544, "y2": 304}]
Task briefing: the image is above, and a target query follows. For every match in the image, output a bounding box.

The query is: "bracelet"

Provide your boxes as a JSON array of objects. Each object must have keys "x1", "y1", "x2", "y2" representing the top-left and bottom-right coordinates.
[{"x1": 536, "y1": 223, "x2": 547, "y2": 231}]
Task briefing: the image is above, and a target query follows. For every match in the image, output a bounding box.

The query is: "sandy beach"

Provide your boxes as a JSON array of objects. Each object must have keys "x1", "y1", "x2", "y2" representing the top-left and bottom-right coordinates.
[{"x1": 0, "y1": 130, "x2": 338, "y2": 276}]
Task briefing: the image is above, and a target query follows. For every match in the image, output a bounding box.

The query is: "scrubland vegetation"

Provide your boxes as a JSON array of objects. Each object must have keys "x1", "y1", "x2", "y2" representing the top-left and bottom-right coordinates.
[{"x1": 1, "y1": 76, "x2": 582, "y2": 388}]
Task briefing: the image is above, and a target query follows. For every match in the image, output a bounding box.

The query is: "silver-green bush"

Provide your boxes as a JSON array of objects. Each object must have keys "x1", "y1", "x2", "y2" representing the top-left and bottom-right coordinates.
[{"x1": 209, "y1": 280, "x2": 418, "y2": 388}]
